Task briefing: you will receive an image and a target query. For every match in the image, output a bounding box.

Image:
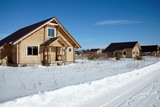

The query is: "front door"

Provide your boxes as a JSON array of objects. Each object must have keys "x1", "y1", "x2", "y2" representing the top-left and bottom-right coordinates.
[
  {"x1": 51, "y1": 47, "x2": 56, "y2": 62},
  {"x1": 50, "y1": 47, "x2": 62, "y2": 62}
]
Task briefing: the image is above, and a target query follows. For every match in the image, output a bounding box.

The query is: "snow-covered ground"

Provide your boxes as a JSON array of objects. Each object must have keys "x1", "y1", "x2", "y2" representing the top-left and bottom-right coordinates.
[{"x1": 0, "y1": 56, "x2": 160, "y2": 107}]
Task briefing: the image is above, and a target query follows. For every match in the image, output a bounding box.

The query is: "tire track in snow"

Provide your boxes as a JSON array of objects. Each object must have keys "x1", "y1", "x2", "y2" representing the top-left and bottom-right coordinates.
[
  {"x1": 100, "y1": 66, "x2": 160, "y2": 107},
  {"x1": 117, "y1": 74, "x2": 160, "y2": 107},
  {"x1": 131, "y1": 79, "x2": 160, "y2": 107}
]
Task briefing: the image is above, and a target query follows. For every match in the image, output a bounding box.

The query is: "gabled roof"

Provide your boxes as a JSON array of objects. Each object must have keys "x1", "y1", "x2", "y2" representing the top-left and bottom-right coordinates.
[
  {"x1": 90, "y1": 49, "x2": 100, "y2": 52},
  {"x1": 141, "y1": 45, "x2": 159, "y2": 52},
  {"x1": 40, "y1": 37, "x2": 69, "y2": 47},
  {"x1": 0, "y1": 17, "x2": 53, "y2": 47},
  {"x1": 41, "y1": 37, "x2": 59, "y2": 46},
  {"x1": 0, "y1": 17, "x2": 81, "y2": 48},
  {"x1": 104, "y1": 41, "x2": 139, "y2": 52}
]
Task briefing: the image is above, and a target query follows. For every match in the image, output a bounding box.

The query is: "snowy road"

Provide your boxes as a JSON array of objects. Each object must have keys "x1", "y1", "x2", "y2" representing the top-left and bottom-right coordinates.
[
  {"x1": 0, "y1": 61, "x2": 160, "y2": 107},
  {"x1": 100, "y1": 63, "x2": 160, "y2": 107}
]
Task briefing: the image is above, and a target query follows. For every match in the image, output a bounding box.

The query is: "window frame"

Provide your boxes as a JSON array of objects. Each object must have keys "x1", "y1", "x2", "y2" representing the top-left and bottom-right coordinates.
[
  {"x1": 47, "y1": 27, "x2": 56, "y2": 37},
  {"x1": 27, "y1": 46, "x2": 39, "y2": 56}
]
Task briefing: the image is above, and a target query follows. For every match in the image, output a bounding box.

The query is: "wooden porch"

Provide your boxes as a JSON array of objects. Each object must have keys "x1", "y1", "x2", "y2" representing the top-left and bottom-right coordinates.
[{"x1": 40, "y1": 37, "x2": 69, "y2": 66}]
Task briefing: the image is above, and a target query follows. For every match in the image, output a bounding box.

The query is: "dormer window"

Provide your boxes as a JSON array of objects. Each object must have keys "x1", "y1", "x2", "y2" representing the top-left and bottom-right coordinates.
[{"x1": 48, "y1": 28, "x2": 55, "y2": 37}]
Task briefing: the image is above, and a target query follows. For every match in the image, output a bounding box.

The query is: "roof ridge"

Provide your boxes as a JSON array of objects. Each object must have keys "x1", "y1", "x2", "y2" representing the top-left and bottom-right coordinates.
[{"x1": 104, "y1": 41, "x2": 139, "y2": 52}]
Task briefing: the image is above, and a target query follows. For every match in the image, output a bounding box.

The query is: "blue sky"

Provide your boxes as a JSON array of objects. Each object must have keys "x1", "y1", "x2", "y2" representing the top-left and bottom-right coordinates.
[{"x1": 0, "y1": 0, "x2": 160, "y2": 49}]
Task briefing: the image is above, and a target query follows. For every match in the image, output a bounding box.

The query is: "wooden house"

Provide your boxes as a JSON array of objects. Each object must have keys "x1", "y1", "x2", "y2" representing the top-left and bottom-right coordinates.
[
  {"x1": 90, "y1": 49, "x2": 102, "y2": 54},
  {"x1": 103, "y1": 41, "x2": 141, "y2": 58},
  {"x1": 141, "y1": 45, "x2": 159, "y2": 56},
  {"x1": 0, "y1": 17, "x2": 81, "y2": 66}
]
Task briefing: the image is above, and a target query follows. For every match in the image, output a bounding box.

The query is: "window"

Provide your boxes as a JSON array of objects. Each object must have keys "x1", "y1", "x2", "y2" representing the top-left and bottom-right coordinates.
[
  {"x1": 137, "y1": 52, "x2": 139, "y2": 54},
  {"x1": 123, "y1": 52, "x2": 126, "y2": 55},
  {"x1": 33, "y1": 47, "x2": 38, "y2": 55},
  {"x1": 48, "y1": 28, "x2": 55, "y2": 36},
  {"x1": 69, "y1": 48, "x2": 71, "y2": 52},
  {"x1": 27, "y1": 46, "x2": 38, "y2": 55},
  {"x1": 133, "y1": 52, "x2": 135, "y2": 54},
  {"x1": 27, "y1": 46, "x2": 32, "y2": 55}
]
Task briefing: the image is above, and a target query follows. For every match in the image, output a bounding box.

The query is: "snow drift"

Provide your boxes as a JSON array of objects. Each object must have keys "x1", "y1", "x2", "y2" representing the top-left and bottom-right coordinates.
[{"x1": 0, "y1": 58, "x2": 160, "y2": 107}]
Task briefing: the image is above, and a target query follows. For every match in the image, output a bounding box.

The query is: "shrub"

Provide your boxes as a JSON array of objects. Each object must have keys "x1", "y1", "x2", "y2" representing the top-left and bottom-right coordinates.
[
  {"x1": 77, "y1": 52, "x2": 80, "y2": 56},
  {"x1": 87, "y1": 54, "x2": 94, "y2": 60},
  {"x1": 93, "y1": 53, "x2": 99, "y2": 59},
  {"x1": 116, "y1": 56, "x2": 120, "y2": 60},
  {"x1": 135, "y1": 56, "x2": 143, "y2": 60}
]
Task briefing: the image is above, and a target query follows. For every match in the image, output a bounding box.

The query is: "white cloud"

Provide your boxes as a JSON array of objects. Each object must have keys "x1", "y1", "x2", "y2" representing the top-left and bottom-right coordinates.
[
  {"x1": 96, "y1": 20, "x2": 143, "y2": 25},
  {"x1": 82, "y1": 38, "x2": 94, "y2": 42},
  {"x1": 81, "y1": 44, "x2": 107, "y2": 50}
]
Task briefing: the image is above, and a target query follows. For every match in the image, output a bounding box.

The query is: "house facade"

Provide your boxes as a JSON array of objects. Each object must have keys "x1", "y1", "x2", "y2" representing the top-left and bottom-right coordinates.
[
  {"x1": 103, "y1": 41, "x2": 141, "y2": 58},
  {"x1": 0, "y1": 17, "x2": 81, "y2": 66},
  {"x1": 90, "y1": 49, "x2": 102, "y2": 54},
  {"x1": 141, "y1": 45, "x2": 159, "y2": 56}
]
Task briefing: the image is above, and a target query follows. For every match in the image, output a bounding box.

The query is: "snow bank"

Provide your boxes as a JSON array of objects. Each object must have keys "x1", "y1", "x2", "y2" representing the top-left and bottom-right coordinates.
[
  {"x1": 0, "y1": 57, "x2": 160, "y2": 103},
  {"x1": 0, "y1": 61, "x2": 160, "y2": 107}
]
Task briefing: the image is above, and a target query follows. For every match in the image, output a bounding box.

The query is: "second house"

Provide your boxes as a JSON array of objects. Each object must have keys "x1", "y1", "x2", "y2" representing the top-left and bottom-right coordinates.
[{"x1": 103, "y1": 41, "x2": 141, "y2": 58}]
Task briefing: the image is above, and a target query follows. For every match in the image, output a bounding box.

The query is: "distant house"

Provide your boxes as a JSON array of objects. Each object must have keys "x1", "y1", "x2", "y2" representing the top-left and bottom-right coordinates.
[
  {"x1": 90, "y1": 49, "x2": 102, "y2": 54},
  {"x1": 103, "y1": 41, "x2": 141, "y2": 58},
  {"x1": 0, "y1": 17, "x2": 81, "y2": 66},
  {"x1": 141, "y1": 45, "x2": 159, "y2": 56}
]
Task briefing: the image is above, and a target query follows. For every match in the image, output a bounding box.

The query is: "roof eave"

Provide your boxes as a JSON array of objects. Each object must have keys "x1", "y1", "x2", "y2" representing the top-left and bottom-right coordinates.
[
  {"x1": 13, "y1": 17, "x2": 81, "y2": 48},
  {"x1": 136, "y1": 42, "x2": 142, "y2": 50},
  {"x1": 54, "y1": 18, "x2": 81, "y2": 48},
  {"x1": 13, "y1": 17, "x2": 56, "y2": 45}
]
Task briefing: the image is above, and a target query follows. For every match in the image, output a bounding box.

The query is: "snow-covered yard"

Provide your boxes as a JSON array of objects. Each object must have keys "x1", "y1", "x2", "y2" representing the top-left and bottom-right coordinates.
[{"x1": 0, "y1": 56, "x2": 160, "y2": 107}]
